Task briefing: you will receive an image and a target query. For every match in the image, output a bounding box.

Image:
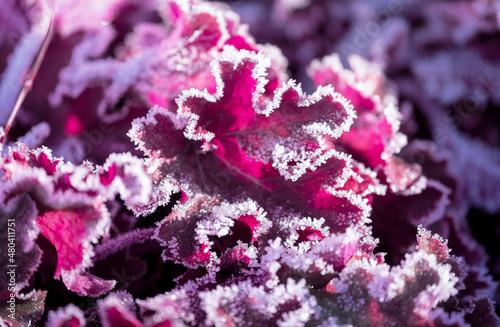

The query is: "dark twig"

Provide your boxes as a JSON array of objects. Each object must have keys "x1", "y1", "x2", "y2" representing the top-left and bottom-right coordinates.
[{"x1": 1, "y1": 18, "x2": 55, "y2": 144}]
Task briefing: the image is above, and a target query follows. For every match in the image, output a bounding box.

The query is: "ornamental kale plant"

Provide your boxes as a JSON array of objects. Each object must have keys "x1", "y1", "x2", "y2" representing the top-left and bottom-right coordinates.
[{"x1": 0, "y1": 0, "x2": 499, "y2": 326}]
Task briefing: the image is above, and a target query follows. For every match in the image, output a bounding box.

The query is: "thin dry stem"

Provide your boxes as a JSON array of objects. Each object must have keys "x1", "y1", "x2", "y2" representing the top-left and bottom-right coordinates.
[{"x1": 1, "y1": 18, "x2": 55, "y2": 144}]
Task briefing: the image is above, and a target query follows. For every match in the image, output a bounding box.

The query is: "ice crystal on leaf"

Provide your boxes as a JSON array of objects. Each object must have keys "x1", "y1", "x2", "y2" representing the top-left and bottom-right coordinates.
[
  {"x1": 130, "y1": 46, "x2": 379, "y2": 234},
  {"x1": 60, "y1": 271, "x2": 117, "y2": 298},
  {"x1": 201, "y1": 278, "x2": 318, "y2": 327},
  {"x1": 417, "y1": 224, "x2": 451, "y2": 263},
  {"x1": 0, "y1": 290, "x2": 47, "y2": 327},
  {"x1": 49, "y1": 0, "x2": 287, "y2": 125},
  {"x1": 308, "y1": 54, "x2": 418, "y2": 193}
]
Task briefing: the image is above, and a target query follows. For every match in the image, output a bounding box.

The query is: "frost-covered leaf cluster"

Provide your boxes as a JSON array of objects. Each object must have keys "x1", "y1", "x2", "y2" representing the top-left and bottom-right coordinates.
[{"x1": 0, "y1": 0, "x2": 499, "y2": 326}]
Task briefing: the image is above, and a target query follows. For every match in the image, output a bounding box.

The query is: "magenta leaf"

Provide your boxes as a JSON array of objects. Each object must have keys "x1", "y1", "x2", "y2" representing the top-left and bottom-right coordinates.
[
  {"x1": 133, "y1": 49, "x2": 380, "y2": 269},
  {"x1": 177, "y1": 46, "x2": 355, "y2": 182},
  {"x1": 0, "y1": 290, "x2": 46, "y2": 327},
  {"x1": 200, "y1": 279, "x2": 318, "y2": 327},
  {"x1": 259, "y1": 229, "x2": 365, "y2": 289},
  {"x1": 46, "y1": 304, "x2": 85, "y2": 327},
  {"x1": 61, "y1": 271, "x2": 116, "y2": 298},
  {"x1": 137, "y1": 291, "x2": 195, "y2": 326},
  {"x1": 0, "y1": 194, "x2": 41, "y2": 293},
  {"x1": 0, "y1": 144, "x2": 151, "y2": 289}
]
